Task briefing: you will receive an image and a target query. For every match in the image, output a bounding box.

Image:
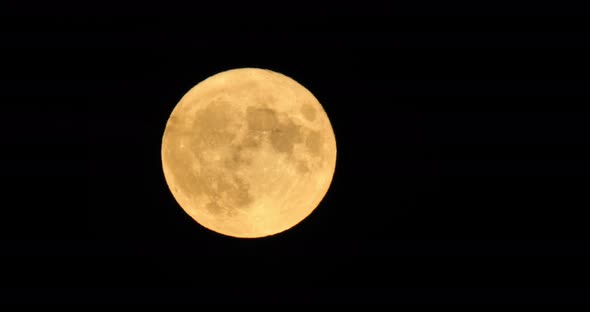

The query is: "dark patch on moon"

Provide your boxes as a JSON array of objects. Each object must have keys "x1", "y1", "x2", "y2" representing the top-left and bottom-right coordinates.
[
  {"x1": 246, "y1": 107, "x2": 279, "y2": 132},
  {"x1": 246, "y1": 106, "x2": 304, "y2": 157},
  {"x1": 300, "y1": 103, "x2": 317, "y2": 121},
  {"x1": 296, "y1": 160, "x2": 310, "y2": 174},
  {"x1": 205, "y1": 200, "x2": 223, "y2": 215},
  {"x1": 224, "y1": 146, "x2": 251, "y2": 170},
  {"x1": 305, "y1": 130, "x2": 323, "y2": 156},
  {"x1": 223, "y1": 133, "x2": 263, "y2": 171},
  {"x1": 269, "y1": 118, "x2": 303, "y2": 155},
  {"x1": 241, "y1": 134, "x2": 263, "y2": 150}
]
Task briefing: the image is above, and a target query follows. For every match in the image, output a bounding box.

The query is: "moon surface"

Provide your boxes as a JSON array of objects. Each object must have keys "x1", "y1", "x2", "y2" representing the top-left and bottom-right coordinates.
[{"x1": 161, "y1": 68, "x2": 337, "y2": 238}]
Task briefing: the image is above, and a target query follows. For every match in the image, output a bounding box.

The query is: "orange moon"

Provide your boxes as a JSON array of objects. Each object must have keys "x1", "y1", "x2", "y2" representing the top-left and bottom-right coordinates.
[{"x1": 161, "y1": 68, "x2": 337, "y2": 238}]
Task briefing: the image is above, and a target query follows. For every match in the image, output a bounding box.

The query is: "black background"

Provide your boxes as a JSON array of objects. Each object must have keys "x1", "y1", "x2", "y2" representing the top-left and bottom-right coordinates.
[{"x1": 2, "y1": 4, "x2": 590, "y2": 304}]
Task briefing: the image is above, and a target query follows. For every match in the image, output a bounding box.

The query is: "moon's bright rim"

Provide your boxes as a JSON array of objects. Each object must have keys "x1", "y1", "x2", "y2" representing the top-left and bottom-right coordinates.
[{"x1": 161, "y1": 68, "x2": 337, "y2": 238}]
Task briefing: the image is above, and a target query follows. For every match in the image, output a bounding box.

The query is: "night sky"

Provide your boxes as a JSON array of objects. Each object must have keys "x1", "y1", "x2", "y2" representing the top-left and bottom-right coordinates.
[{"x1": 2, "y1": 7, "x2": 589, "y2": 304}]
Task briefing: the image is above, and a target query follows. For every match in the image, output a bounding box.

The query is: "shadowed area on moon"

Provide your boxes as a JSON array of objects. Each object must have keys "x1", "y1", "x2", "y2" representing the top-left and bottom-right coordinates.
[
  {"x1": 161, "y1": 68, "x2": 336, "y2": 237},
  {"x1": 300, "y1": 102, "x2": 317, "y2": 121},
  {"x1": 247, "y1": 106, "x2": 305, "y2": 155}
]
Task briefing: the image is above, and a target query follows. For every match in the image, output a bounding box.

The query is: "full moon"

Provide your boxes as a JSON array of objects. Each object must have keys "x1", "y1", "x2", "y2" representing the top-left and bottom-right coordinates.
[{"x1": 161, "y1": 68, "x2": 337, "y2": 238}]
